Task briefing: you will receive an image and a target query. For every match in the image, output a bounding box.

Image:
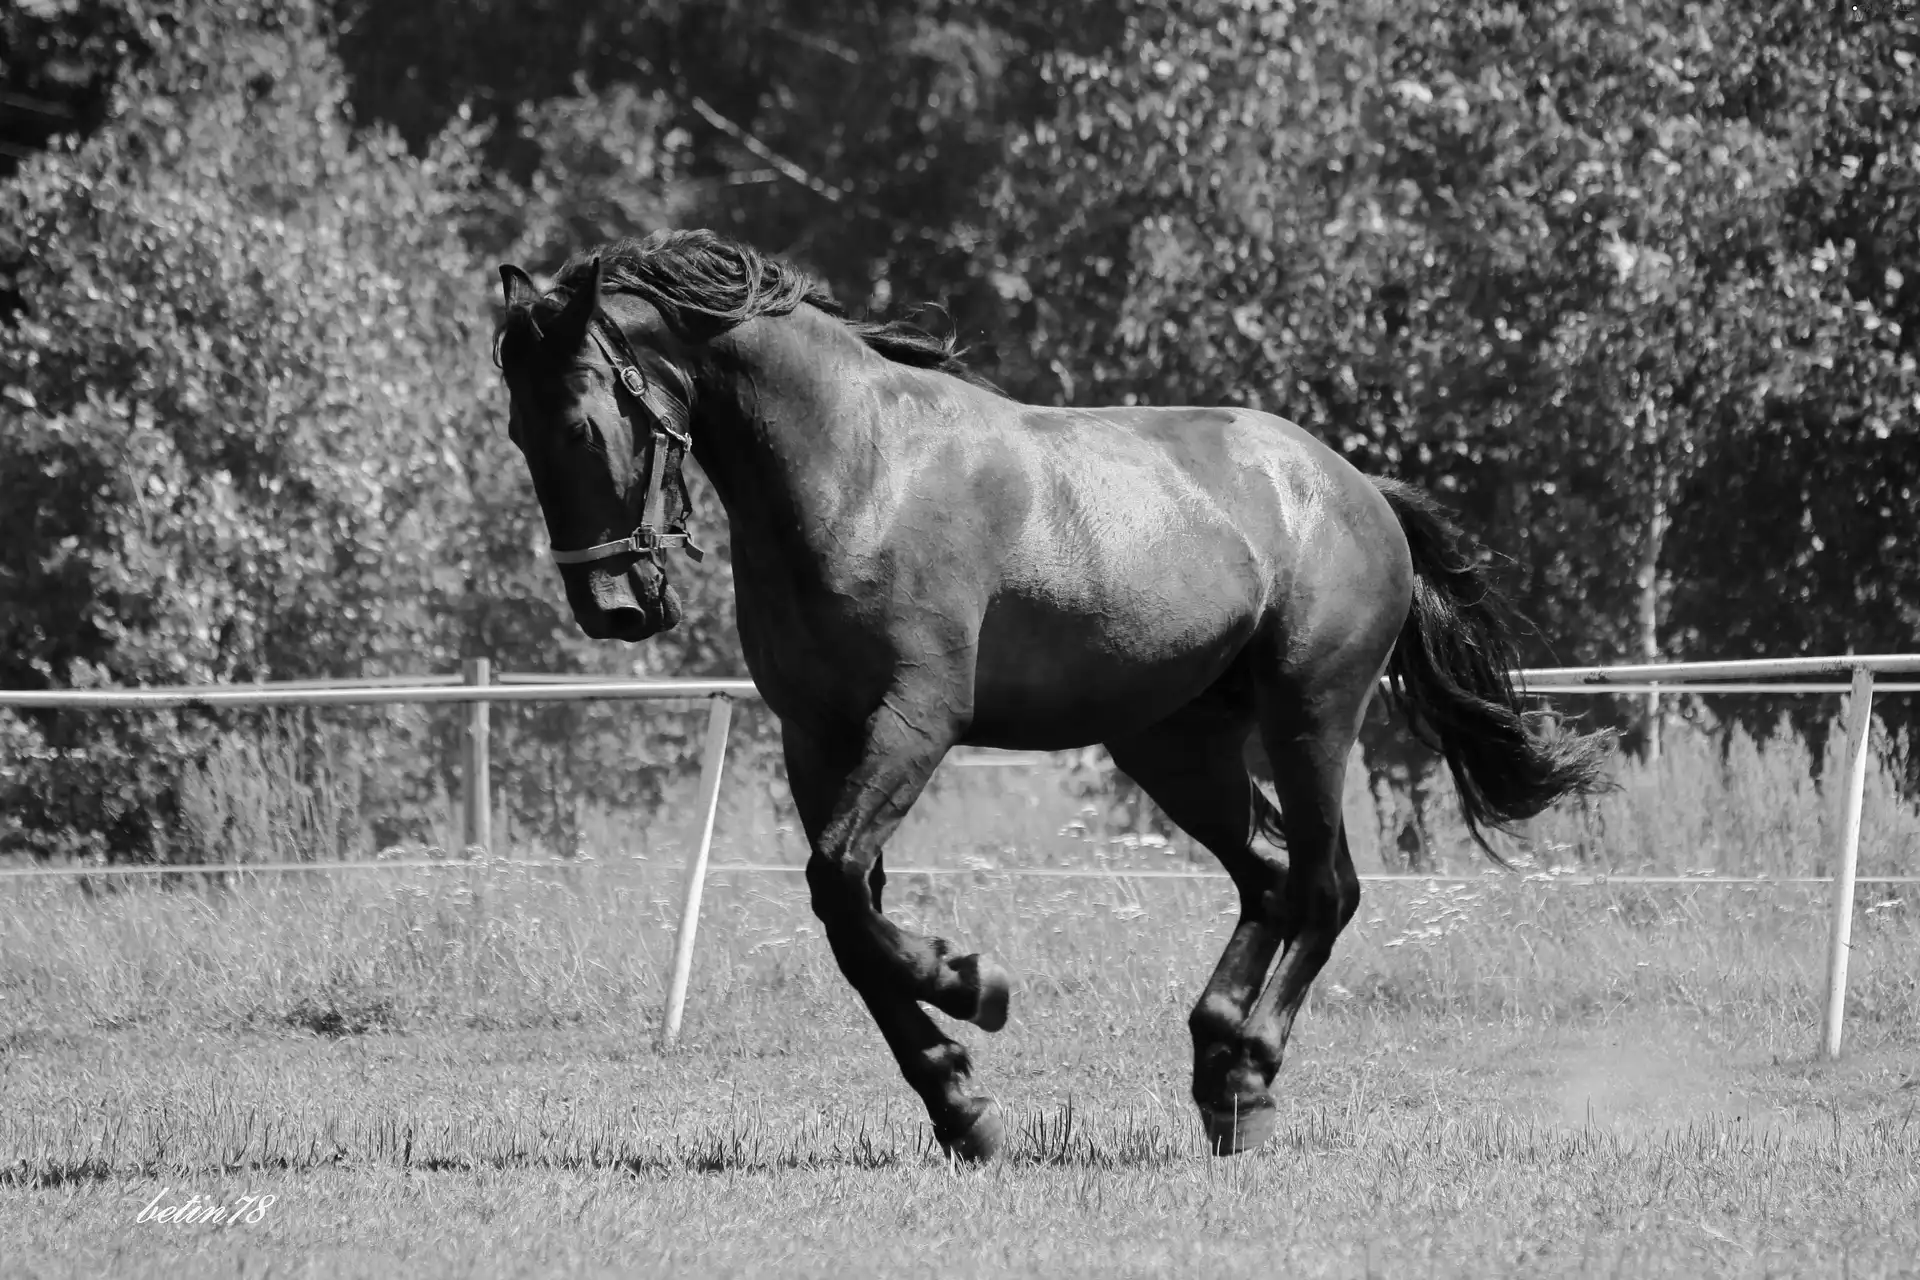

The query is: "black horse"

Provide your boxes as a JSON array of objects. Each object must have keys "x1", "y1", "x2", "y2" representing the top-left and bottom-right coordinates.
[{"x1": 494, "y1": 229, "x2": 1611, "y2": 1160}]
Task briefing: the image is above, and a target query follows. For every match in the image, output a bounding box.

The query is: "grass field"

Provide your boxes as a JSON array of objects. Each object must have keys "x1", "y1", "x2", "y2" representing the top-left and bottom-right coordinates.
[{"x1": 3, "y1": 717, "x2": 1918, "y2": 1277}]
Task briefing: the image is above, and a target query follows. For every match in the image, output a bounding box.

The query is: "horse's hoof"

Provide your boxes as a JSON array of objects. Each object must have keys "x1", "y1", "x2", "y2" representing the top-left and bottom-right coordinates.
[
  {"x1": 938, "y1": 1101, "x2": 1006, "y2": 1164},
  {"x1": 1198, "y1": 1097, "x2": 1276, "y2": 1156},
  {"x1": 957, "y1": 954, "x2": 1012, "y2": 1032}
]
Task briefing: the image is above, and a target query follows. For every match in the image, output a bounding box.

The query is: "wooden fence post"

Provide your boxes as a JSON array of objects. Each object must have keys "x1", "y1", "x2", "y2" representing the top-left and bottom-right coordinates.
[
  {"x1": 661, "y1": 694, "x2": 734, "y2": 1047},
  {"x1": 461, "y1": 657, "x2": 492, "y2": 855},
  {"x1": 1821, "y1": 664, "x2": 1874, "y2": 1059}
]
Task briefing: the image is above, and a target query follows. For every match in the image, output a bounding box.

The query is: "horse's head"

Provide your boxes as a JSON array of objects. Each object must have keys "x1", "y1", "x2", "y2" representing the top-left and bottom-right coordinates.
[{"x1": 495, "y1": 258, "x2": 700, "y2": 643}]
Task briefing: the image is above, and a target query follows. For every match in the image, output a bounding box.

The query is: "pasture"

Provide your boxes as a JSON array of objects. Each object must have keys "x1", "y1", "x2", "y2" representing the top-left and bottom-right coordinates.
[{"x1": 4, "y1": 718, "x2": 1918, "y2": 1278}]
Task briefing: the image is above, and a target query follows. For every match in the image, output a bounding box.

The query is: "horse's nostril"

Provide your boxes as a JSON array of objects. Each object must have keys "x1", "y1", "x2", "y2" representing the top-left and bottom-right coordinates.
[{"x1": 577, "y1": 605, "x2": 648, "y2": 640}]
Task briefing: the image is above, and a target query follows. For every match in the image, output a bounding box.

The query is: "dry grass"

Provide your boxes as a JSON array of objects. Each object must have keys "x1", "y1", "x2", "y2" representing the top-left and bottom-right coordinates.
[
  {"x1": 3, "y1": 865, "x2": 1914, "y2": 1047},
  {"x1": 1, "y1": 716, "x2": 1917, "y2": 1277}
]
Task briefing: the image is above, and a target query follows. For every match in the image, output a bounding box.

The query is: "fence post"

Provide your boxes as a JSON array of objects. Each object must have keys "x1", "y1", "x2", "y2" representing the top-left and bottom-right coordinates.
[
  {"x1": 661, "y1": 694, "x2": 735, "y2": 1047},
  {"x1": 1821, "y1": 664, "x2": 1874, "y2": 1059},
  {"x1": 461, "y1": 658, "x2": 492, "y2": 855}
]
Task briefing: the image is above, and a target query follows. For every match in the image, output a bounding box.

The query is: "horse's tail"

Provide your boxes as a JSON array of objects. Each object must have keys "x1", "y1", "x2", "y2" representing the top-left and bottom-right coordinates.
[{"x1": 1372, "y1": 476, "x2": 1614, "y2": 854}]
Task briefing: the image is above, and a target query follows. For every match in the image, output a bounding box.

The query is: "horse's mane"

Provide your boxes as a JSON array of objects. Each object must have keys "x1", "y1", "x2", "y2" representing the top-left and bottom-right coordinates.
[{"x1": 534, "y1": 229, "x2": 1002, "y2": 394}]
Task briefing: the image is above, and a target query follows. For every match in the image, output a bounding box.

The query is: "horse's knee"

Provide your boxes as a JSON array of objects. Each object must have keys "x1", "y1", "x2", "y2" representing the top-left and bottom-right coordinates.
[{"x1": 805, "y1": 855, "x2": 868, "y2": 925}]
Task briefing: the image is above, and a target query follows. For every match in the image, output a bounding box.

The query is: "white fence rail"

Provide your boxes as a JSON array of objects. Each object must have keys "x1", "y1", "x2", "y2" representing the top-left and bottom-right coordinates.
[{"x1": 4, "y1": 654, "x2": 1918, "y2": 1057}]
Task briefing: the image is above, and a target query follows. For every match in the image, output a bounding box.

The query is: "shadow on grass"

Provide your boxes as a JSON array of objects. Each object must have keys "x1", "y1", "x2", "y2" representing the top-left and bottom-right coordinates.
[{"x1": 2, "y1": 1101, "x2": 1244, "y2": 1187}]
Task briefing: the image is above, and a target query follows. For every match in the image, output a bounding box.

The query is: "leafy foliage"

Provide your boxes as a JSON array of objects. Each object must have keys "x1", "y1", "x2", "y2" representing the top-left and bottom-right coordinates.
[
  {"x1": 2, "y1": 0, "x2": 1916, "y2": 857},
  {"x1": 1, "y1": 5, "x2": 482, "y2": 854}
]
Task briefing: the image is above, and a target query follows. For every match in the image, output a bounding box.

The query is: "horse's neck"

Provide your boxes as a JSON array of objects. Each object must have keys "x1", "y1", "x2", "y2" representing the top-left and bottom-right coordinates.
[{"x1": 692, "y1": 308, "x2": 877, "y2": 535}]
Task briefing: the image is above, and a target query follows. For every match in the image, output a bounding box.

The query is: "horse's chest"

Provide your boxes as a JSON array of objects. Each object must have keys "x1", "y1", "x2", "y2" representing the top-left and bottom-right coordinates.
[{"x1": 730, "y1": 562, "x2": 912, "y2": 726}]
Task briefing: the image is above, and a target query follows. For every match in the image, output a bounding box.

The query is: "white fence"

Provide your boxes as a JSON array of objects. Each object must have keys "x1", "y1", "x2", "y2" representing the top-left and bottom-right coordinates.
[{"x1": 3, "y1": 654, "x2": 1918, "y2": 1055}]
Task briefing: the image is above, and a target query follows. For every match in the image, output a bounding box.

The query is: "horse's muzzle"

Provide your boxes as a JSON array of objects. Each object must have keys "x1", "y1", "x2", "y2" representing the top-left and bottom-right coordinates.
[{"x1": 566, "y1": 564, "x2": 681, "y2": 642}]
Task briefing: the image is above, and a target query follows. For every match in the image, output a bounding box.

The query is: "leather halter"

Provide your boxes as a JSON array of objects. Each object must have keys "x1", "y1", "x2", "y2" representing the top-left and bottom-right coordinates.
[{"x1": 548, "y1": 320, "x2": 705, "y2": 567}]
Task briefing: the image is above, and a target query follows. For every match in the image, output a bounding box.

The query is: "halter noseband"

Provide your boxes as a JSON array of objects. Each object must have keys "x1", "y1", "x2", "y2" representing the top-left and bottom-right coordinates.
[{"x1": 548, "y1": 321, "x2": 705, "y2": 568}]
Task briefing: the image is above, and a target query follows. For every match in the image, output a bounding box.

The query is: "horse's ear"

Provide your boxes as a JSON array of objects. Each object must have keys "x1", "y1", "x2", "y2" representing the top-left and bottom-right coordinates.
[
  {"x1": 498, "y1": 264, "x2": 538, "y2": 311},
  {"x1": 547, "y1": 256, "x2": 602, "y2": 350}
]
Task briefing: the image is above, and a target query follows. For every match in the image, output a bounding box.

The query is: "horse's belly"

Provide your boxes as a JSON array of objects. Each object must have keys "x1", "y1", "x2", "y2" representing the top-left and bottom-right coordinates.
[{"x1": 965, "y1": 580, "x2": 1259, "y2": 749}]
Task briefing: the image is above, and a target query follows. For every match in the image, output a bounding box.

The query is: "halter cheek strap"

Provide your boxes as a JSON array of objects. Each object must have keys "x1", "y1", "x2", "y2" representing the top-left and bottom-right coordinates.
[{"x1": 549, "y1": 325, "x2": 705, "y2": 568}]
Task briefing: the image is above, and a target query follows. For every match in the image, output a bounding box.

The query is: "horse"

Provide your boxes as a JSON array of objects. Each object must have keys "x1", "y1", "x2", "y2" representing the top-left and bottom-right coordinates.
[{"x1": 493, "y1": 228, "x2": 1613, "y2": 1161}]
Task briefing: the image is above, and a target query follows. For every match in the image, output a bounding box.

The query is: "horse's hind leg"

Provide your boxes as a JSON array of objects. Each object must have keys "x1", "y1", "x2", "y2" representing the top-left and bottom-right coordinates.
[
  {"x1": 782, "y1": 708, "x2": 1011, "y2": 1162},
  {"x1": 1231, "y1": 670, "x2": 1378, "y2": 1103},
  {"x1": 1104, "y1": 693, "x2": 1292, "y2": 1155}
]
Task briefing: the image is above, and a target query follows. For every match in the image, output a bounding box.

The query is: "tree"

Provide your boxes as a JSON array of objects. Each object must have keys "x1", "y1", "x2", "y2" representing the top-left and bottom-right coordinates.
[{"x1": 0, "y1": 1, "x2": 493, "y2": 856}]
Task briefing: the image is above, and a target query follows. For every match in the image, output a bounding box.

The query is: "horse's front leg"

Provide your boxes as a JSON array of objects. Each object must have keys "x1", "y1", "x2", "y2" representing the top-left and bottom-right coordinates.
[{"x1": 783, "y1": 699, "x2": 1013, "y2": 1162}]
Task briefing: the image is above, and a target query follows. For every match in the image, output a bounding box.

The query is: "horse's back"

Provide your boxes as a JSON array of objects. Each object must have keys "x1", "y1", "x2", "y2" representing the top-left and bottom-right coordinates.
[{"x1": 992, "y1": 398, "x2": 1407, "y2": 592}]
